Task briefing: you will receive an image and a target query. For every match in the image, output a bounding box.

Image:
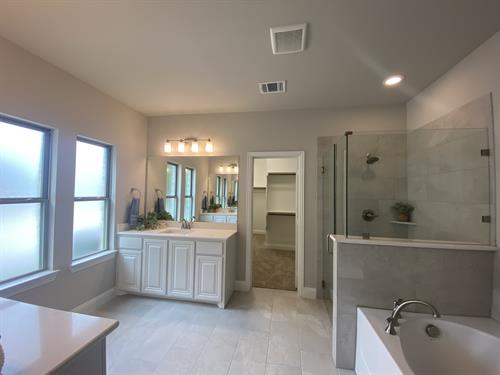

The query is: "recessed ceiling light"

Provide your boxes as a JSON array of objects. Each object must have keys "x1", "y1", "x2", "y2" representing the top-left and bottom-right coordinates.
[{"x1": 383, "y1": 75, "x2": 404, "y2": 87}]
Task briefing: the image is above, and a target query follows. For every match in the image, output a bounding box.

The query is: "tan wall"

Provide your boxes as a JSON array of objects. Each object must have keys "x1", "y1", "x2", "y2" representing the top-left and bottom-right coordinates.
[
  {"x1": 0, "y1": 36, "x2": 147, "y2": 310},
  {"x1": 148, "y1": 106, "x2": 406, "y2": 289}
]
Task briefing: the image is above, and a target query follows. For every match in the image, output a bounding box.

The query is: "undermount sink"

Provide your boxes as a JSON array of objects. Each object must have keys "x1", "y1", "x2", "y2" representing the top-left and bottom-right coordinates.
[{"x1": 161, "y1": 228, "x2": 191, "y2": 235}]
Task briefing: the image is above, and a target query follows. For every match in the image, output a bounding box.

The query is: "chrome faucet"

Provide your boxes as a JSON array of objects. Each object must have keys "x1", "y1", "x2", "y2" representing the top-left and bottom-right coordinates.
[
  {"x1": 385, "y1": 298, "x2": 441, "y2": 335},
  {"x1": 180, "y1": 219, "x2": 191, "y2": 230}
]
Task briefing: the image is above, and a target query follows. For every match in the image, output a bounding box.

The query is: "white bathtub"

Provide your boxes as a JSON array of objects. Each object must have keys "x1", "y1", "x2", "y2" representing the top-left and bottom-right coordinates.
[{"x1": 355, "y1": 307, "x2": 500, "y2": 375}]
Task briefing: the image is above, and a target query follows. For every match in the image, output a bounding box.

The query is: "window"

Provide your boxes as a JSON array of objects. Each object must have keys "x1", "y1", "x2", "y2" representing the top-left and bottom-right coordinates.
[
  {"x1": 166, "y1": 162, "x2": 179, "y2": 220},
  {"x1": 0, "y1": 117, "x2": 51, "y2": 283},
  {"x1": 183, "y1": 167, "x2": 195, "y2": 220},
  {"x1": 73, "y1": 138, "x2": 111, "y2": 260}
]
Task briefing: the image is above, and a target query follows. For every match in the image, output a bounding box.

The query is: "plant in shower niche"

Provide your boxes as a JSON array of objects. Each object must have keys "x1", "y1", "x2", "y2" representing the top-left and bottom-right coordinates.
[{"x1": 391, "y1": 202, "x2": 414, "y2": 222}]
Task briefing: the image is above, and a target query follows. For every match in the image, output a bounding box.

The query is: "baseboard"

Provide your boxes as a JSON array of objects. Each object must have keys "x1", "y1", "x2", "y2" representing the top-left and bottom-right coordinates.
[
  {"x1": 234, "y1": 280, "x2": 251, "y2": 292},
  {"x1": 72, "y1": 288, "x2": 116, "y2": 313},
  {"x1": 301, "y1": 287, "x2": 317, "y2": 299}
]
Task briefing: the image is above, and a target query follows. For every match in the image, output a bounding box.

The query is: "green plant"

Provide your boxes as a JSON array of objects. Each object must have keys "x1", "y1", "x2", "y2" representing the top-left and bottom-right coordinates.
[
  {"x1": 208, "y1": 203, "x2": 222, "y2": 213},
  {"x1": 156, "y1": 210, "x2": 174, "y2": 221},
  {"x1": 136, "y1": 211, "x2": 160, "y2": 230},
  {"x1": 391, "y1": 202, "x2": 414, "y2": 214}
]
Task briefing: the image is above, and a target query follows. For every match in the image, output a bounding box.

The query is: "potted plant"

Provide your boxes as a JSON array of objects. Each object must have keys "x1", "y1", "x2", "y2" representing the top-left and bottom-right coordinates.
[{"x1": 391, "y1": 202, "x2": 414, "y2": 222}]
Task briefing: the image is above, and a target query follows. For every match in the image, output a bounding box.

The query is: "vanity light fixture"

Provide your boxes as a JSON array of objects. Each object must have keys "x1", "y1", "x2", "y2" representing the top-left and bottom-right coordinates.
[
  {"x1": 163, "y1": 137, "x2": 214, "y2": 154},
  {"x1": 178, "y1": 141, "x2": 185, "y2": 153},
  {"x1": 205, "y1": 139, "x2": 214, "y2": 153},
  {"x1": 191, "y1": 141, "x2": 199, "y2": 153},
  {"x1": 383, "y1": 74, "x2": 404, "y2": 87},
  {"x1": 164, "y1": 141, "x2": 172, "y2": 153},
  {"x1": 218, "y1": 163, "x2": 238, "y2": 174}
]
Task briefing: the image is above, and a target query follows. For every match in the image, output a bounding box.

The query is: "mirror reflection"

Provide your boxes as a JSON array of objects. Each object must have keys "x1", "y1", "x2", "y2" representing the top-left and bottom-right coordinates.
[{"x1": 146, "y1": 156, "x2": 238, "y2": 224}]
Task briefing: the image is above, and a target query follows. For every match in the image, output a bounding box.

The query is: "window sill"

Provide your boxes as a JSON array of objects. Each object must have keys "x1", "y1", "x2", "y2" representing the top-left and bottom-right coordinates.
[
  {"x1": 0, "y1": 270, "x2": 60, "y2": 298},
  {"x1": 70, "y1": 250, "x2": 118, "y2": 273}
]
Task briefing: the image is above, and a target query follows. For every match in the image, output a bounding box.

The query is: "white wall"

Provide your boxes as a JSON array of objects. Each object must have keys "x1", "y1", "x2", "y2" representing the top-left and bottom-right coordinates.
[
  {"x1": 148, "y1": 106, "x2": 406, "y2": 290},
  {"x1": 0, "y1": 36, "x2": 147, "y2": 310},
  {"x1": 406, "y1": 31, "x2": 500, "y2": 321}
]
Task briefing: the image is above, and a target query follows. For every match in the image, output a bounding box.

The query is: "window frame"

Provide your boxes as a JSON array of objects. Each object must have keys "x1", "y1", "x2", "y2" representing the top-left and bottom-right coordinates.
[
  {"x1": 183, "y1": 167, "x2": 195, "y2": 220},
  {"x1": 166, "y1": 162, "x2": 179, "y2": 220},
  {"x1": 72, "y1": 137, "x2": 112, "y2": 261},
  {"x1": 0, "y1": 115, "x2": 52, "y2": 284}
]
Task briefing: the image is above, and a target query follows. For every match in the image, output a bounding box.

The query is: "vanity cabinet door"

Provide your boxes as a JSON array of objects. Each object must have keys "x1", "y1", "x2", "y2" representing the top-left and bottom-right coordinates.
[
  {"x1": 142, "y1": 239, "x2": 168, "y2": 295},
  {"x1": 168, "y1": 240, "x2": 195, "y2": 298},
  {"x1": 194, "y1": 255, "x2": 222, "y2": 302},
  {"x1": 117, "y1": 250, "x2": 142, "y2": 292},
  {"x1": 213, "y1": 215, "x2": 227, "y2": 223}
]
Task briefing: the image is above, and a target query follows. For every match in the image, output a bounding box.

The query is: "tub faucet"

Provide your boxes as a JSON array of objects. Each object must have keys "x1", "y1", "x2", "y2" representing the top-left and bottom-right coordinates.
[{"x1": 385, "y1": 299, "x2": 441, "y2": 335}]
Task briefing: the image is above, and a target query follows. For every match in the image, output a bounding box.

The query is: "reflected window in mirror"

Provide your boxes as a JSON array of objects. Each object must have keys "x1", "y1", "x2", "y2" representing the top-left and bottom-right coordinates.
[
  {"x1": 166, "y1": 162, "x2": 179, "y2": 220},
  {"x1": 183, "y1": 167, "x2": 195, "y2": 220}
]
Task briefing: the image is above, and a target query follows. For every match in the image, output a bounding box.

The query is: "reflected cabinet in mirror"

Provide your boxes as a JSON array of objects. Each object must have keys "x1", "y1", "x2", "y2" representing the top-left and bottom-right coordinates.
[{"x1": 146, "y1": 156, "x2": 238, "y2": 224}]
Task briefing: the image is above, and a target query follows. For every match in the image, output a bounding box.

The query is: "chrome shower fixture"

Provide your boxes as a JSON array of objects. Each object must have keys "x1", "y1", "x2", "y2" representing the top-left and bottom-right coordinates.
[{"x1": 366, "y1": 153, "x2": 380, "y2": 164}]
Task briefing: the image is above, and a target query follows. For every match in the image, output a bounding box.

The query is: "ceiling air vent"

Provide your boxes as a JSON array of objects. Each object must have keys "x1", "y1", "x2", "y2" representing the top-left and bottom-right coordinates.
[
  {"x1": 270, "y1": 23, "x2": 307, "y2": 55},
  {"x1": 259, "y1": 80, "x2": 287, "y2": 94}
]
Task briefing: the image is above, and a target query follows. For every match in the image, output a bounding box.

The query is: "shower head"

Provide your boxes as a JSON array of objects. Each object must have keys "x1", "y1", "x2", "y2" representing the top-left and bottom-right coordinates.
[{"x1": 366, "y1": 153, "x2": 380, "y2": 164}]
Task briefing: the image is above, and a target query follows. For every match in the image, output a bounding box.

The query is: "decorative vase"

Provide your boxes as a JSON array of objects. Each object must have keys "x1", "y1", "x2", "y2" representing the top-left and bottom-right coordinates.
[{"x1": 398, "y1": 213, "x2": 410, "y2": 222}]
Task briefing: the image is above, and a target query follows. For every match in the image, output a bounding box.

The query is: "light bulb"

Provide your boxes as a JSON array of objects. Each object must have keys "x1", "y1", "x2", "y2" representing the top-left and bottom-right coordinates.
[
  {"x1": 218, "y1": 166, "x2": 224, "y2": 173},
  {"x1": 383, "y1": 74, "x2": 404, "y2": 86},
  {"x1": 226, "y1": 166, "x2": 231, "y2": 173},
  {"x1": 205, "y1": 140, "x2": 214, "y2": 153},
  {"x1": 178, "y1": 141, "x2": 185, "y2": 152},
  {"x1": 234, "y1": 166, "x2": 239, "y2": 173},
  {"x1": 191, "y1": 141, "x2": 199, "y2": 153},
  {"x1": 164, "y1": 141, "x2": 172, "y2": 153}
]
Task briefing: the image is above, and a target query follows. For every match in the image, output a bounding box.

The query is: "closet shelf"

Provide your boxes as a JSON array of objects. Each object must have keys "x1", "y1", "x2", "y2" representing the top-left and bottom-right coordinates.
[{"x1": 267, "y1": 211, "x2": 296, "y2": 216}]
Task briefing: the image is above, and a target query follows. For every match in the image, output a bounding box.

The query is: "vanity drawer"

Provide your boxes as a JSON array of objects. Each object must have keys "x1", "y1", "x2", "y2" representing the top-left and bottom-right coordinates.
[
  {"x1": 119, "y1": 236, "x2": 142, "y2": 250},
  {"x1": 196, "y1": 241, "x2": 223, "y2": 256}
]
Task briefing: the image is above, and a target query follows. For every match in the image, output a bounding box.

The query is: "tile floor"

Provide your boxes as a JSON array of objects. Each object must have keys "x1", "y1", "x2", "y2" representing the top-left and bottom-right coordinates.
[{"x1": 88, "y1": 288, "x2": 354, "y2": 375}]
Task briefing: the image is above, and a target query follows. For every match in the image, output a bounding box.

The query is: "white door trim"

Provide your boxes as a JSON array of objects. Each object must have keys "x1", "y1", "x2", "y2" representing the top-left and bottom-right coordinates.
[{"x1": 245, "y1": 151, "x2": 305, "y2": 297}]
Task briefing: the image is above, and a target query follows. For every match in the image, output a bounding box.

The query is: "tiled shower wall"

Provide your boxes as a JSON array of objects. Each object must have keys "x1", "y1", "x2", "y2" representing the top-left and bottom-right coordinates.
[{"x1": 346, "y1": 133, "x2": 408, "y2": 238}]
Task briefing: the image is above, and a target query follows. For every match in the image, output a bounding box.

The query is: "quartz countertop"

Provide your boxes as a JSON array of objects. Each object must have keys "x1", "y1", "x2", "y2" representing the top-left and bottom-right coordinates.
[
  {"x1": 0, "y1": 297, "x2": 118, "y2": 375},
  {"x1": 118, "y1": 227, "x2": 237, "y2": 240},
  {"x1": 199, "y1": 212, "x2": 237, "y2": 216}
]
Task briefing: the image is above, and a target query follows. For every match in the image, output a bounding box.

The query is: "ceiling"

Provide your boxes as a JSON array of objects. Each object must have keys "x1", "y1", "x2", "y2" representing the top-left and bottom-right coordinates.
[{"x1": 0, "y1": 1, "x2": 499, "y2": 116}]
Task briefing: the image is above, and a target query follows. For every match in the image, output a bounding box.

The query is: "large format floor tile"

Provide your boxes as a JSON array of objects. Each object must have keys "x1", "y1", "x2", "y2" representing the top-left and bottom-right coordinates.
[{"x1": 85, "y1": 288, "x2": 354, "y2": 375}]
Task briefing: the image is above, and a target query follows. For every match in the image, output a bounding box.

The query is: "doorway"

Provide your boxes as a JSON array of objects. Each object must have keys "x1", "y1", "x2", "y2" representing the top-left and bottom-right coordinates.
[{"x1": 245, "y1": 151, "x2": 305, "y2": 296}]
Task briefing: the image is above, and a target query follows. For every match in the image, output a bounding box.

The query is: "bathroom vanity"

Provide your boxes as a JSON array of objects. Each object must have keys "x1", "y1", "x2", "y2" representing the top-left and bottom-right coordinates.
[{"x1": 116, "y1": 227, "x2": 237, "y2": 308}]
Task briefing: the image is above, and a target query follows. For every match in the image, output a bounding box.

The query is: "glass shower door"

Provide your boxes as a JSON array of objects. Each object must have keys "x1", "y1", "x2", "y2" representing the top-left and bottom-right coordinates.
[{"x1": 322, "y1": 144, "x2": 335, "y2": 321}]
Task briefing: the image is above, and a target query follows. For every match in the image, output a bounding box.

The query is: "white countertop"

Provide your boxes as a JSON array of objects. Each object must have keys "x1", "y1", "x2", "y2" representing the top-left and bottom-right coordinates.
[
  {"x1": 0, "y1": 298, "x2": 118, "y2": 375},
  {"x1": 118, "y1": 227, "x2": 237, "y2": 240}
]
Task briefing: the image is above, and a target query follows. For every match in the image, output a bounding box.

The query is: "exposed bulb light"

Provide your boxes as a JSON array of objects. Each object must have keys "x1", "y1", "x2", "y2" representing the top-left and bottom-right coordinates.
[
  {"x1": 205, "y1": 140, "x2": 214, "y2": 153},
  {"x1": 218, "y1": 165, "x2": 224, "y2": 173},
  {"x1": 383, "y1": 74, "x2": 404, "y2": 87},
  {"x1": 178, "y1": 141, "x2": 185, "y2": 152},
  {"x1": 164, "y1": 140, "x2": 172, "y2": 153},
  {"x1": 234, "y1": 166, "x2": 239, "y2": 173},
  {"x1": 191, "y1": 141, "x2": 199, "y2": 153},
  {"x1": 226, "y1": 166, "x2": 231, "y2": 173}
]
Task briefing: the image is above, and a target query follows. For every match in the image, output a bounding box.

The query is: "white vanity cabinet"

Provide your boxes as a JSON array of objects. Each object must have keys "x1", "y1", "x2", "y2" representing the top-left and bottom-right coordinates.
[
  {"x1": 116, "y1": 229, "x2": 236, "y2": 308},
  {"x1": 199, "y1": 213, "x2": 237, "y2": 223},
  {"x1": 167, "y1": 240, "x2": 195, "y2": 299},
  {"x1": 142, "y1": 239, "x2": 168, "y2": 295}
]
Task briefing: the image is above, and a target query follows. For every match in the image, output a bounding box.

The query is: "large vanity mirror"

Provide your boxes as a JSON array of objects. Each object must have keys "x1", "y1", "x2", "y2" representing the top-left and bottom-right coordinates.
[{"x1": 146, "y1": 156, "x2": 239, "y2": 224}]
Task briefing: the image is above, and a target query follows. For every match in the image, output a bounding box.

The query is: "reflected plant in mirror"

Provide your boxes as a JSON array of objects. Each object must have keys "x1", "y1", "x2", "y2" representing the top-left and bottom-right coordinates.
[
  {"x1": 146, "y1": 155, "x2": 239, "y2": 225},
  {"x1": 391, "y1": 202, "x2": 414, "y2": 223}
]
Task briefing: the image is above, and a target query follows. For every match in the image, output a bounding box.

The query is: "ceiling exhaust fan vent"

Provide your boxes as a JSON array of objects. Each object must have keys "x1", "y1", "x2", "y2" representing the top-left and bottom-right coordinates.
[
  {"x1": 270, "y1": 23, "x2": 307, "y2": 55},
  {"x1": 258, "y1": 80, "x2": 287, "y2": 94}
]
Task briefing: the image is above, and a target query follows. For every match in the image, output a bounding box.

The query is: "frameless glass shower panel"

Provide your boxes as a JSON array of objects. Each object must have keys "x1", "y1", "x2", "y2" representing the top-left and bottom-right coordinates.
[
  {"x1": 345, "y1": 132, "x2": 407, "y2": 239},
  {"x1": 406, "y1": 127, "x2": 491, "y2": 244}
]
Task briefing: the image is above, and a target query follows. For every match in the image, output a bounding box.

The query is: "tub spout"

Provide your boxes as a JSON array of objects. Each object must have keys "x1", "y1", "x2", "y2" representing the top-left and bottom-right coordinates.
[{"x1": 385, "y1": 299, "x2": 441, "y2": 335}]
